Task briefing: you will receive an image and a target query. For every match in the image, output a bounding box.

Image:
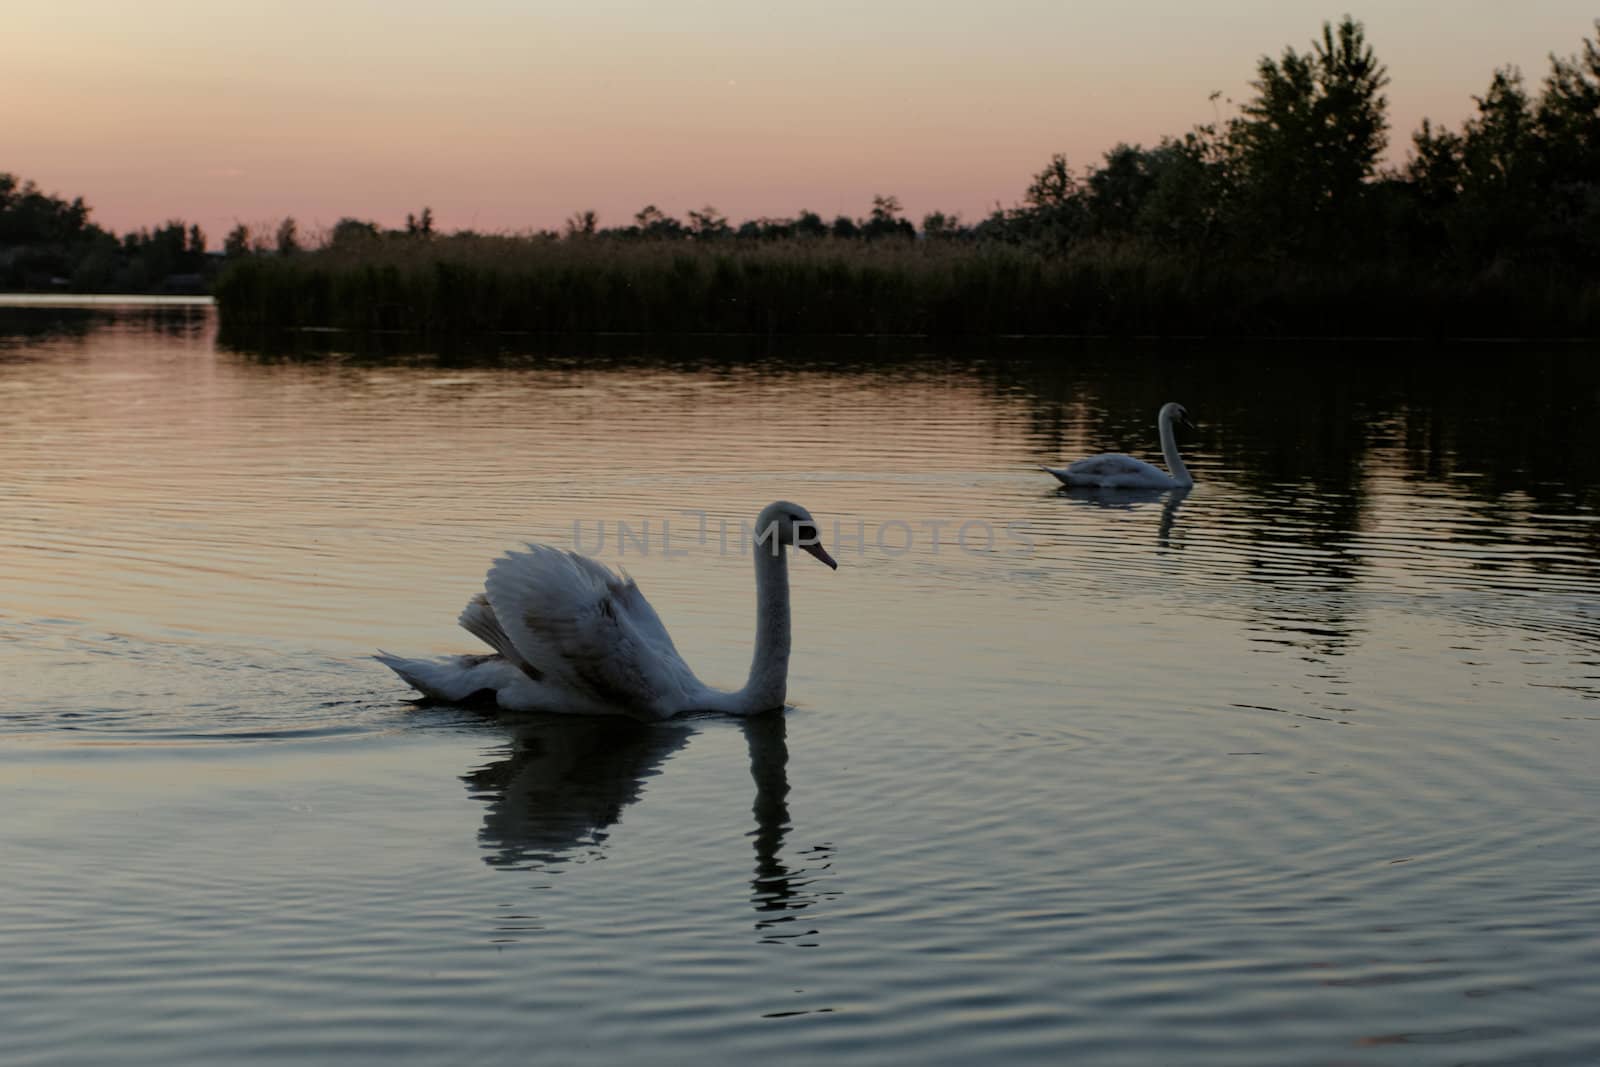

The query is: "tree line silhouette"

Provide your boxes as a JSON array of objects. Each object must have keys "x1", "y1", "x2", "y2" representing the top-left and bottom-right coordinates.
[
  {"x1": 0, "y1": 173, "x2": 212, "y2": 292},
  {"x1": 9, "y1": 17, "x2": 1600, "y2": 333}
]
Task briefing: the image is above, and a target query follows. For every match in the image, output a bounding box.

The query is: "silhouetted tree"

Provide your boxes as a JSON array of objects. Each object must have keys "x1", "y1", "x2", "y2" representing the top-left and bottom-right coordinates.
[
  {"x1": 1019, "y1": 154, "x2": 1086, "y2": 247},
  {"x1": 1537, "y1": 24, "x2": 1600, "y2": 177},
  {"x1": 275, "y1": 217, "x2": 300, "y2": 255},
  {"x1": 223, "y1": 224, "x2": 252, "y2": 258},
  {"x1": 862, "y1": 194, "x2": 915, "y2": 240},
  {"x1": 1084, "y1": 143, "x2": 1158, "y2": 234},
  {"x1": 687, "y1": 205, "x2": 730, "y2": 239},
  {"x1": 794, "y1": 210, "x2": 828, "y2": 238},
  {"x1": 1137, "y1": 129, "x2": 1233, "y2": 246},
  {"x1": 1399, "y1": 21, "x2": 1600, "y2": 265},
  {"x1": 921, "y1": 210, "x2": 963, "y2": 239},
  {"x1": 631, "y1": 204, "x2": 684, "y2": 239},
  {"x1": 0, "y1": 174, "x2": 97, "y2": 246},
  {"x1": 1227, "y1": 16, "x2": 1389, "y2": 253},
  {"x1": 1534, "y1": 22, "x2": 1600, "y2": 260},
  {"x1": 330, "y1": 218, "x2": 382, "y2": 248}
]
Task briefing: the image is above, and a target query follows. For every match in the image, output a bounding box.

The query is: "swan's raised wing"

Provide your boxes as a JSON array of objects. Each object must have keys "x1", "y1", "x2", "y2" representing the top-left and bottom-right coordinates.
[{"x1": 482, "y1": 545, "x2": 700, "y2": 716}]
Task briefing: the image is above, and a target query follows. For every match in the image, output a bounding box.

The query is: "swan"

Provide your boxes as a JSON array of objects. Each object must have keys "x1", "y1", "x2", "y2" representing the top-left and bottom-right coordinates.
[
  {"x1": 376, "y1": 501, "x2": 837, "y2": 719},
  {"x1": 1039, "y1": 401, "x2": 1195, "y2": 490}
]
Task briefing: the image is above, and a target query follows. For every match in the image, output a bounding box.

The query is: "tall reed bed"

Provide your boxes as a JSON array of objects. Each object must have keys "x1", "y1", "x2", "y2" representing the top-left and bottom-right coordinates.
[{"x1": 214, "y1": 235, "x2": 1600, "y2": 339}]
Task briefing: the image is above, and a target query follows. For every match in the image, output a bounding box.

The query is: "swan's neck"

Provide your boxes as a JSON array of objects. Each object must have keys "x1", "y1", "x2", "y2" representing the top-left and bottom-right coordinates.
[
  {"x1": 734, "y1": 543, "x2": 791, "y2": 714},
  {"x1": 1159, "y1": 409, "x2": 1193, "y2": 487}
]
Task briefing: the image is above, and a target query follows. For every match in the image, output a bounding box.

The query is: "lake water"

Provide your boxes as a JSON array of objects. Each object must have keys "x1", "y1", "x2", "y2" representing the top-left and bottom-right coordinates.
[{"x1": 4, "y1": 303, "x2": 1599, "y2": 1066}]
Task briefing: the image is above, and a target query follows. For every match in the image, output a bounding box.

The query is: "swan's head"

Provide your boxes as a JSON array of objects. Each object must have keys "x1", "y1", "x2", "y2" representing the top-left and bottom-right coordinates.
[
  {"x1": 755, "y1": 500, "x2": 837, "y2": 570},
  {"x1": 1162, "y1": 402, "x2": 1196, "y2": 431}
]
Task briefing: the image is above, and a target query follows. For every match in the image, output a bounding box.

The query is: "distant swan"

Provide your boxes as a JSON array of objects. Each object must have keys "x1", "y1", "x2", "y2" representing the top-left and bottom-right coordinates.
[
  {"x1": 1040, "y1": 402, "x2": 1195, "y2": 490},
  {"x1": 377, "y1": 501, "x2": 837, "y2": 719}
]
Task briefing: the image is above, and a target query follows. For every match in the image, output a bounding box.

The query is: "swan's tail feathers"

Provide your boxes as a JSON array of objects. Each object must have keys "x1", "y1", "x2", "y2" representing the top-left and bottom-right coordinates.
[
  {"x1": 375, "y1": 651, "x2": 497, "y2": 704},
  {"x1": 375, "y1": 651, "x2": 444, "y2": 698},
  {"x1": 1038, "y1": 464, "x2": 1070, "y2": 484}
]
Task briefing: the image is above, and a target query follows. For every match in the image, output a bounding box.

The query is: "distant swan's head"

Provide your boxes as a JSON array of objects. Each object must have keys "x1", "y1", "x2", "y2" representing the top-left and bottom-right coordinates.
[
  {"x1": 754, "y1": 500, "x2": 838, "y2": 570},
  {"x1": 1161, "y1": 402, "x2": 1196, "y2": 431}
]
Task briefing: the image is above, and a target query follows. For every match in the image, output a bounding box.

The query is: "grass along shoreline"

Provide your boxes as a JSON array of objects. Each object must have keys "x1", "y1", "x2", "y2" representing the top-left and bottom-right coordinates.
[{"x1": 213, "y1": 235, "x2": 1600, "y2": 341}]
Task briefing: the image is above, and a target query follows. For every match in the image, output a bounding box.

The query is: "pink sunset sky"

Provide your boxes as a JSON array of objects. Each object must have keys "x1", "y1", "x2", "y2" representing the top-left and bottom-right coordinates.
[{"x1": 6, "y1": 1, "x2": 1597, "y2": 246}]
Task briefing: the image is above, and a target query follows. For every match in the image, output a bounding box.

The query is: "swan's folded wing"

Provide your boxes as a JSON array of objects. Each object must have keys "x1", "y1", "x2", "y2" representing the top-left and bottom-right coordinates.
[
  {"x1": 1067, "y1": 452, "x2": 1159, "y2": 478},
  {"x1": 483, "y1": 545, "x2": 696, "y2": 713}
]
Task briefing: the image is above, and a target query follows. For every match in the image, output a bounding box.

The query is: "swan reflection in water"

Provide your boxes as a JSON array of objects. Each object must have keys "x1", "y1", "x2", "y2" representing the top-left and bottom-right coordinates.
[
  {"x1": 1047, "y1": 484, "x2": 1192, "y2": 550},
  {"x1": 743, "y1": 712, "x2": 836, "y2": 945},
  {"x1": 462, "y1": 710, "x2": 833, "y2": 944},
  {"x1": 462, "y1": 712, "x2": 691, "y2": 870}
]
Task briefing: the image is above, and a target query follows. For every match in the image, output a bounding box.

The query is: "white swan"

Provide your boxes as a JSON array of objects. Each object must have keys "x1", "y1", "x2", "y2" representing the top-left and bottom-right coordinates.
[
  {"x1": 376, "y1": 501, "x2": 837, "y2": 719},
  {"x1": 1040, "y1": 401, "x2": 1195, "y2": 490}
]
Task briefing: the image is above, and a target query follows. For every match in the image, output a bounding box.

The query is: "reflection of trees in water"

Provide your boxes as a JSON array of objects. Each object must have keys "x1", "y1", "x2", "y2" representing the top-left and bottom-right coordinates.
[
  {"x1": 1384, "y1": 354, "x2": 1600, "y2": 508},
  {"x1": 987, "y1": 342, "x2": 1599, "y2": 506},
  {"x1": 2, "y1": 305, "x2": 210, "y2": 353},
  {"x1": 222, "y1": 330, "x2": 1596, "y2": 647},
  {"x1": 999, "y1": 343, "x2": 1600, "y2": 659},
  {"x1": 1234, "y1": 484, "x2": 1367, "y2": 662},
  {"x1": 1, "y1": 307, "x2": 96, "y2": 349},
  {"x1": 994, "y1": 350, "x2": 1375, "y2": 661},
  {"x1": 463, "y1": 710, "x2": 836, "y2": 946},
  {"x1": 220, "y1": 330, "x2": 1599, "y2": 512},
  {"x1": 1040, "y1": 479, "x2": 1364, "y2": 663},
  {"x1": 985, "y1": 345, "x2": 1373, "y2": 492},
  {"x1": 221, "y1": 325, "x2": 945, "y2": 374}
]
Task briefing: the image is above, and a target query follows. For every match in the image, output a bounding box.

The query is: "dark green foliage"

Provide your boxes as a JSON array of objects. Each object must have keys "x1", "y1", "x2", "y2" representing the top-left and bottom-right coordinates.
[
  {"x1": 216, "y1": 12, "x2": 1600, "y2": 342},
  {"x1": 1229, "y1": 16, "x2": 1390, "y2": 253},
  {"x1": 405, "y1": 206, "x2": 434, "y2": 236},
  {"x1": 224, "y1": 224, "x2": 253, "y2": 258},
  {"x1": 275, "y1": 218, "x2": 301, "y2": 255},
  {"x1": 20, "y1": 15, "x2": 1600, "y2": 332},
  {"x1": 330, "y1": 218, "x2": 382, "y2": 248},
  {"x1": 861, "y1": 195, "x2": 916, "y2": 241},
  {"x1": 0, "y1": 174, "x2": 94, "y2": 245},
  {"x1": 213, "y1": 231, "x2": 1600, "y2": 340},
  {"x1": 0, "y1": 173, "x2": 218, "y2": 292},
  {"x1": 1, "y1": 172, "x2": 112, "y2": 289},
  {"x1": 1406, "y1": 23, "x2": 1600, "y2": 266},
  {"x1": 687, "y1": 205, "x2": 731, "y2": 240}
]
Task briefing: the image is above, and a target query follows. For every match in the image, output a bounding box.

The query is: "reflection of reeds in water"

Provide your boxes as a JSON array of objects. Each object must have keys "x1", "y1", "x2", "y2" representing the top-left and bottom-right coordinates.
[{"x1": 214, "y1": 235, "x2": 1600, "y2": 339}]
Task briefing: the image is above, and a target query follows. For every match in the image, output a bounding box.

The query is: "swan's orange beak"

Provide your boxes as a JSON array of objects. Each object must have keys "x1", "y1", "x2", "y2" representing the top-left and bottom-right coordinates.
[{"x1": 801, "y1": 542, "x2": 838, "y2": 570}]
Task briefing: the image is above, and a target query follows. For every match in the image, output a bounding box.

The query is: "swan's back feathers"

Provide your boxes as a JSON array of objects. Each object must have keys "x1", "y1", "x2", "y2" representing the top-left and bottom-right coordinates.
[
  {"x1": 1068, "y1": 453, "x2": 1160, "y2": 478},
  {"x1": 1043, "y1": 452, "x2": 1175, "y2": 489},
  {"x1": 483, "y1": 545, "x2": 700, "y2": 717}
]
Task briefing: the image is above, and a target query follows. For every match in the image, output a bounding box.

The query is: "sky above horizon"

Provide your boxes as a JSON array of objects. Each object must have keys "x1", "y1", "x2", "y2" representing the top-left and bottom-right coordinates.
[{"x1": 6, "y1": 2, "x2": 1598, "y2": 246}]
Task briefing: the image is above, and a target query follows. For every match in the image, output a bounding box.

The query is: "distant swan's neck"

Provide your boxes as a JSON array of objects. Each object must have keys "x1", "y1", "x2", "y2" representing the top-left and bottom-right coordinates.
[
  {"x1": 1159, "y1": 409, "x2": 1192, "y2": 487},
  {"x1": 733, "y1": 543, "x2": 791, "y2": 714}
]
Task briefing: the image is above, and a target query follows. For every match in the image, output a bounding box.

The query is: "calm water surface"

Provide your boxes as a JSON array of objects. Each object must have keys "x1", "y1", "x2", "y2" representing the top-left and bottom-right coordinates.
[{"x1": 3, "y1": 306, "x2": 1599, "y2": 1065}]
